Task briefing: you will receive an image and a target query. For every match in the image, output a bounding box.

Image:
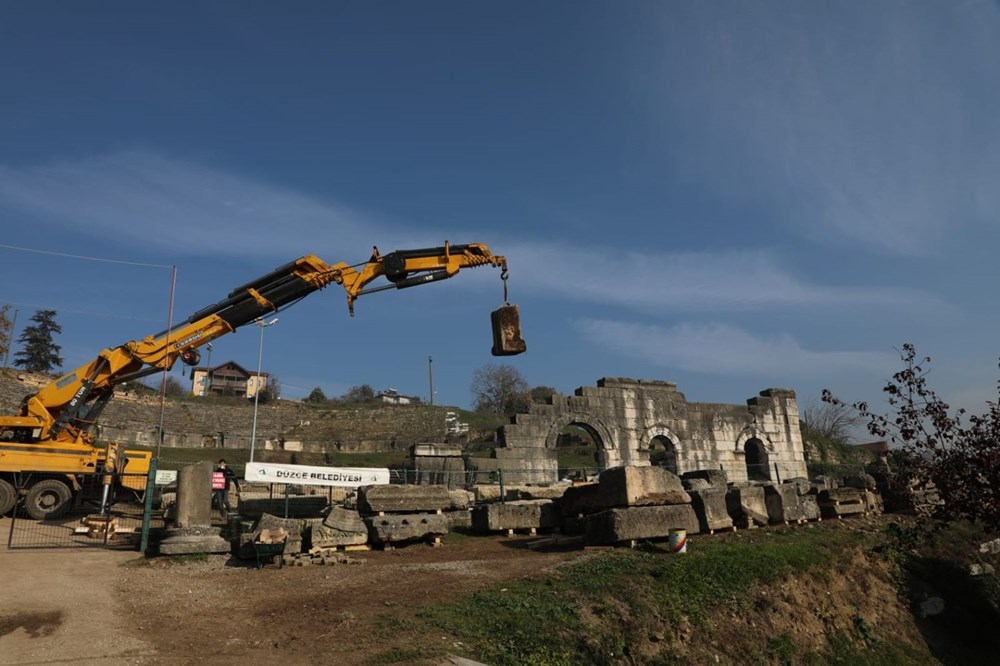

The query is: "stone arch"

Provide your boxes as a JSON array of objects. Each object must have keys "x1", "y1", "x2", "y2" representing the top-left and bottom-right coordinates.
[
  {"x1": 544, "y1": 414, "x2": 616, "y2": 470},
  {"x1": 735, "y1": 427, "x2": 775, "y2": 453},
  {"x1": 743, "y1": 438, "x2": 771, "y2": 481},
  {"x1": 640, "y1": 425, "x2": 682, "y2": 474}
]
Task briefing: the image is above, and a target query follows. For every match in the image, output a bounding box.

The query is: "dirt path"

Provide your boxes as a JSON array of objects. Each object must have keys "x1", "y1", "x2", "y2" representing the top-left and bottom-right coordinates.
[
  {"x1": 0, "y1": 518, "x2": 154, "y2": 664},
  {"x1": 0, "y1": 522, "x2": 586, "y2": 666}
]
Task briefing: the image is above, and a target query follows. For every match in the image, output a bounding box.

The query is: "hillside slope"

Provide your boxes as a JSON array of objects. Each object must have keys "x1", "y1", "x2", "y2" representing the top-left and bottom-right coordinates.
[{"x1": 0, "y1": 370, "x2": 494, "y2": 454}]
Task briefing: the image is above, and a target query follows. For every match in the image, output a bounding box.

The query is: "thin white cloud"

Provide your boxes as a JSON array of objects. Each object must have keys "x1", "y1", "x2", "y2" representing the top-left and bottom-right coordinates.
[
  {"x1": 0, "y1": 151, "x2": 943, "y2": 316},
  {"x1": 648, "y1": 1, "x2": 1000, "y2": 255},
  {"x1": 577, "y1": 319, "x2": 893, "y2": 378},
  {"x1": 0, "y1": 151, "x2": 384, "y2": 259},
  {"x1": 506, "y1": 241, "x2": 940, "y2": 312}
]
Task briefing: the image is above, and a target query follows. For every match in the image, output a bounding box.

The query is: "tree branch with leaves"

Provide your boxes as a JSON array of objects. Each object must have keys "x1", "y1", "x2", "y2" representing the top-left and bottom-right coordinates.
[{"x1": 824, "y1": 343, "x2": 1000, "y2": 530}]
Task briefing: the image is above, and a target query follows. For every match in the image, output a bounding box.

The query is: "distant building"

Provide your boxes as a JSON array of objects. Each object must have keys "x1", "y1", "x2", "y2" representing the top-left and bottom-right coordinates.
[
  {"x1": 377, "y1": 387, "x2": 420, "y2": 405},
  {"x1": 190, "y1": 360, "x2": 269, "y2": 399}
]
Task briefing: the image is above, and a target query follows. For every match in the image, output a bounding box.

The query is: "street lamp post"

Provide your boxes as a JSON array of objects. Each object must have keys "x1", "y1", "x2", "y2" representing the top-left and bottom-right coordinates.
[
  {"x1": 203, "y1": 342, "x2": 213, "y2": 396},
  {"x1": 249, "y1": 317, "x2": 278, "y2": 463}
]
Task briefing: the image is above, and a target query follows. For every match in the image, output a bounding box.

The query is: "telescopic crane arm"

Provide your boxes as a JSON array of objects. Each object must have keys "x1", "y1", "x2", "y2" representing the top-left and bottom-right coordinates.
[{"x1": 9, "y1": 242, "x2": 520, "y2": 448}]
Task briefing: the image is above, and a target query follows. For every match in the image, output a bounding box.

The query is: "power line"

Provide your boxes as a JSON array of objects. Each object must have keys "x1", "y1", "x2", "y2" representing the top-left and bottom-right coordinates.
[
  {"x1": 0, "y1": 243, "x2": 173, "y2": 269},
  {"x1": 0, "y1": 300, "x2": 165, "y2": 323}
]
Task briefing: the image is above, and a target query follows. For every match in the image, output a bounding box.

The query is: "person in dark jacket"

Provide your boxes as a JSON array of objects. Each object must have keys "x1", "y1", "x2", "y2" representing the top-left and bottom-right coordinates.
[{"x1": 214, "y1": 458, "x2": 241, "y2": 514}]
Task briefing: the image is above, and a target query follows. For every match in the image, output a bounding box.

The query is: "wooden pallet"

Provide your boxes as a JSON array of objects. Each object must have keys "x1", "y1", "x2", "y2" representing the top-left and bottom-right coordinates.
[{"x1": 308, "y1": 544, "x2": 370, "y2": 556}]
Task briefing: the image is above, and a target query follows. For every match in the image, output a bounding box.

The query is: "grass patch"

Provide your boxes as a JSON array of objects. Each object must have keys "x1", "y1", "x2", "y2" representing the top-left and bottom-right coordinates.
[
  {"x1": 420, "y1": 527, "x2": 864, "y2": 665},
  {"x1": 367, "y1": 646, "x2": 439, "y2": 665}
]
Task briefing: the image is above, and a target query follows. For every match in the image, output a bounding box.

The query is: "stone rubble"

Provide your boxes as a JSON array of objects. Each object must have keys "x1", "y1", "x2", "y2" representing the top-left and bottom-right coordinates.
[
  {"x1": 357, "y1": 484, "x2": 453, "y2": 515},
  {"x1": 365, "y1": 512, "x2": 449, "y2": 546},
  {"x1": 688, "y1": 488, "x2": 734, "y2": 533},
  {"x1": 471, "y1": 500, "x2": 560, "y2": 533}
]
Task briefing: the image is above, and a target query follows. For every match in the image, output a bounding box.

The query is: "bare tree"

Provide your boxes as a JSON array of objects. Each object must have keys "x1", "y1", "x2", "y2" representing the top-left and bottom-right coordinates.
[
  {"x1": 0, "y1": 304, "x2": 12, "y2": 367},
  {"x1": 800, "y1": 400, "x2": 863, "y2": 444},
  {"x1": 471, "y1": 363, "x2": 530, "y2": 417}
]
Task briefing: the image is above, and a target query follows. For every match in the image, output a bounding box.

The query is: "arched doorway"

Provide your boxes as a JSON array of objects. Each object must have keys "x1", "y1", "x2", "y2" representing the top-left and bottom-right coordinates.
[
  {"x1": 649, "y1": 435, "x2": 678, "y2": 474},
  {"x1": 554, "y1": 422, "x2": 604, "y2": 480},
  {"x1": 744, "y1": 437, "x2": 771, "y2": 481}
]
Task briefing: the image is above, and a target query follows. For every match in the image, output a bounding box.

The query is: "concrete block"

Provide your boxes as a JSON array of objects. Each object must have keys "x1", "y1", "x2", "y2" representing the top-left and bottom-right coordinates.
[
  {"x1": 414, "y1": 456, "x2": 466, "y2": 488},
  {"x1": 725, "y1": 486, "x2": 768, "y2": 527},
  {"x1": 585, "y1": 505, "x2": 700, "y2": 545},
  {"x1": 688, "y1": 488, "x2": 733, "y2": 532},
  {"x1": 444, "y1": 509, "x2": 472, "y2": 530},
  {"x1": 471, "y1": 500, "x2": 560, "y2": 532},
  {"x1": 799, "y1": 494, "x2": 821, "y2": 521},
  {"x1": 682, "y1": 478, "x2": 711, "y2": 491},
  {"x1": 820, "y1": 501, "x2": 867, "y2": 518},
  {"x1": 365, "y1": 513, "x2": 448, "y2": 544},
  {"x1": 763, "y1": 484, "x2": 807, "y2": 523},
  {"x1": 174, "y1": 461, "x2": 214, "y2": 528},
  {"x1": 358, "y1": 485, "x2": 452, "y2": 515},
  {"x1": 819, "y1": 488, "x2": 864, "y2": 504},
  {"x1": 682, "y1": 469, "x2": 728, "y2": 489},
  {"x1": 560, "y1": 483, "x2": 604, "y2": 516},
  {"x1": 412, "y1": 444, "x2": 464, "y2": 457},
  {"x1": 561, "y1": 466, "x2": 690, "y2": 515},
  {"x1": 514, "y1": 482, "x2": 573, "y2": 500},
  {"x1": 448, "y1": 489, "x2": 474, "y2": 510},
  {"x1": 789, "y1": 479, "x2": 813, "y2": 496}
]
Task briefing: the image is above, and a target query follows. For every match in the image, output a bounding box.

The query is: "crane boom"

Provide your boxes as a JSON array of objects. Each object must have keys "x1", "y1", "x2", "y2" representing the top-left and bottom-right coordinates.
[{"x1": 0, "y1": 241, "x2": 523, "y2": 520}]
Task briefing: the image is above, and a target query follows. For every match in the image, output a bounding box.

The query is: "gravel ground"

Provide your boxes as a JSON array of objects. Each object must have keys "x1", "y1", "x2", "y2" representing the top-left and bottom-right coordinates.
[{"x1": 0, "y1": 519, "x2": 585, "y2": 666}]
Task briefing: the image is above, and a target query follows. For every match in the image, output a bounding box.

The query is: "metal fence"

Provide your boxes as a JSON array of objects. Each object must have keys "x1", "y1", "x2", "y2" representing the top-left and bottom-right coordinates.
[{"x1": 6, "y1": 470, "x2": 162, "y2": 550}]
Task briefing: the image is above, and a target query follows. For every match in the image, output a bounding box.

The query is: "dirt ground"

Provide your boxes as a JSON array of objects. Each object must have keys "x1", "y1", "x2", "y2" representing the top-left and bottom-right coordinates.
[{"x1": 0, "y1": 519, "x2": 587, "y2": 666}]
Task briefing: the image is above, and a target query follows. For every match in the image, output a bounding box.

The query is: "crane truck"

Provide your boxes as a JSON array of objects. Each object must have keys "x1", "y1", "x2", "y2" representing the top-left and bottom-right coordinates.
[{"x1": 0, "y1": 242, "x2": 525, "y2": 520}]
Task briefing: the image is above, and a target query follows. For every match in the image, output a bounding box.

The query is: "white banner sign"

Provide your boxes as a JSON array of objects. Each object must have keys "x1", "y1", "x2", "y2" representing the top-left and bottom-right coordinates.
[
  {"x1": 154, "y1": 470, "x2": 178, "y2": 486},
  {"x1": 244, "y1": 462, "x2": 390, "y2": 488}
]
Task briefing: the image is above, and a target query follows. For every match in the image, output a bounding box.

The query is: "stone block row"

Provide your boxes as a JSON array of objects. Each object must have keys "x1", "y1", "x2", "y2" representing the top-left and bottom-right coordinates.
[
  {"x1": 471, "y1": 500, "x2": 560, "y2": 533},
  {"x1": 357, "y1": 485, "x2": 468, "y2": 515}
]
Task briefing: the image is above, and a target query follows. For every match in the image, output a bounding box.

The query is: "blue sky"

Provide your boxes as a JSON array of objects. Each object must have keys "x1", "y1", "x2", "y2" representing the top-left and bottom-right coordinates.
[{"x1": 2, "y1": 1, "x2": 999, "y2": 422}]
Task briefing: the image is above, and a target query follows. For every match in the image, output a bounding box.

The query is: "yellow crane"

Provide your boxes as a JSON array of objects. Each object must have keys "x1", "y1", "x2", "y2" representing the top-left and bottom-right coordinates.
[{"x1": 0, "y1": 242, "x2": 525, "y2": 519}]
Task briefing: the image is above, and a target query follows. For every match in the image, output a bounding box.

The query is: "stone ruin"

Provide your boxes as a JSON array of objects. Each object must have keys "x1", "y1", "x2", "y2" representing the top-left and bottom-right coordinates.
[
  {"x1": 157, "y1": 376, "x2": 825, "y2": 558},
  {"x1": 465, "y1": 377, "x2": 809, "y2": 484},
  {"x1": 210, "y1": 464, "x2": 883, "y2": 564}
]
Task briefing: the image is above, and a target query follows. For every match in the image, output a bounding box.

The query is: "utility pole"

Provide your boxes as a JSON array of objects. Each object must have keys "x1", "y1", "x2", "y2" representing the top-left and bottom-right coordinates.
[{"x1": 428, "y1": 355, "x2": 434, "y2": 406}]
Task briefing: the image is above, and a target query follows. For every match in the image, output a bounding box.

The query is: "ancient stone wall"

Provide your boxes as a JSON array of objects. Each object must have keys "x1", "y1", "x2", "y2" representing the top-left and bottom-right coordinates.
[
  {"x1": 494, "y1": 377, "x2": 808, "y2": 484},
  {"x1": 0, "y1": 371, "x2": 450, "y2": 454}
]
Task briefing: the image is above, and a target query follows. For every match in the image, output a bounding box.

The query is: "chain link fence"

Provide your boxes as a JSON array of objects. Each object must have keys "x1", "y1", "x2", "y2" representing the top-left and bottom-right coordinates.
[{"x1": 6, "y1": 470, "x2": 162, "y2": 550}]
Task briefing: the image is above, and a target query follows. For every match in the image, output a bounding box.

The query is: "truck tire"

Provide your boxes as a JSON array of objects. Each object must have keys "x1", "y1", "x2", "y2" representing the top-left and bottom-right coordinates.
[
  {"x1": 24, "y1": 479, "x2": 73, "y2": 520},
  {"x1": 0, "y1": 478, "x2": 15, "y2": 516}
]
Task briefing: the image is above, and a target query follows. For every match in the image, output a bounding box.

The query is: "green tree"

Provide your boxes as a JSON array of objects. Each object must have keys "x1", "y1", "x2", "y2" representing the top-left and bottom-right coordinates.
[
  {"x1": 824, "y1": 343, "x2": 1000, "y2": 530},
  {"x1": 342, "y1": 384, "x2": 376, "y2": 404},
  {"x1": 471, "y1": 363, "x2": 530, "y2": 417},
  {"x1": 14, "y1": 309, "x2": 63, "y2": 374},
  {"x1": 163, "y1": 376, "x2": 185, "y2": 397},
  {"x1": 530, "y1": 385, "x2": 559, "y2": 404},
  {"x1": 305, "y1": 387, "x2": 328, "y2": 404}
]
